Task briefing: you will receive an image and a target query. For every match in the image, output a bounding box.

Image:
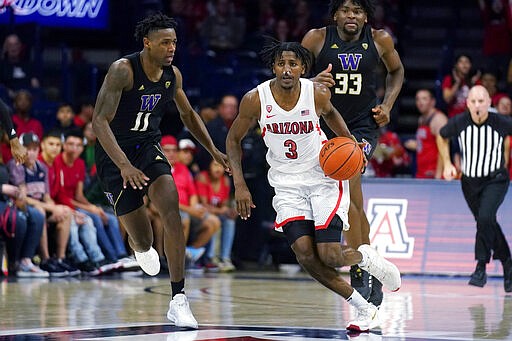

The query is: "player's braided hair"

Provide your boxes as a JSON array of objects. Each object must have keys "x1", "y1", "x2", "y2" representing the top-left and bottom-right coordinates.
[
  {"x1": 329, "y1": 0, "x2": 375, "y2": 20},
  {"x1": 259, "y1": 37, "x2": 312, "y2": 75},
  {"x1": 134, "y1": 12, "x2": 178, "y2": 43}
]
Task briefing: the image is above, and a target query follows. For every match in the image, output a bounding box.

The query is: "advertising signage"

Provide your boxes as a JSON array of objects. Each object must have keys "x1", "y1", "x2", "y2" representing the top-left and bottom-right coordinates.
[{"x1": 0, "y1": 0, "x2": 109, "y2": 29}]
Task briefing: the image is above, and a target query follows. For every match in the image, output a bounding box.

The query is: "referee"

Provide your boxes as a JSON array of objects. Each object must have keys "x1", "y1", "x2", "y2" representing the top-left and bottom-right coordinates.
[{"x1": 437, "y1": 85, "x2": 512, "y2": 291}]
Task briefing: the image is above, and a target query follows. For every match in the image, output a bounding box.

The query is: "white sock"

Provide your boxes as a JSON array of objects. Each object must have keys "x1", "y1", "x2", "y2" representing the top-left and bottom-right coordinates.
[
  {"x1": 346, "y1": 289, "x2": 369, "y2": 309},
  {"x1": 358, "y1": 246, "x2": 369, "y2": 267}
]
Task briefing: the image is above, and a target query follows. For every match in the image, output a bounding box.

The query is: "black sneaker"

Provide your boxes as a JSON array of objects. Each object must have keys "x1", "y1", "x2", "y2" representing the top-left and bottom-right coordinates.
[
  {"x1": 350, "y1": 265, "x2": 372, "y2": 299},
  {"x1": 39, "y1": 258, "x2": 68, "y2": 277},
  {"x1": 57, "y1": 258, "x2": 81, "y2": 277},
  {"x1": 469, "y1": 266, "x2": 487, "y2": 287},
  {"x1": 76, "y1": 261, "x2": 100, "y2": 276},
  {"x1": 503, "y1": 259, "x2": 512, "y2": 292},
  {"x1": 368, "y1": 276, "x2": 383, "y2": 307}
]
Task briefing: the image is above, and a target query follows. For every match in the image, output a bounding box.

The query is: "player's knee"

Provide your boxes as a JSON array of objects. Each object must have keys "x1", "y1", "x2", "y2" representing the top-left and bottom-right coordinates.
[{"x1": 295, "y1": 248, "x2": 316, "y2": 268}]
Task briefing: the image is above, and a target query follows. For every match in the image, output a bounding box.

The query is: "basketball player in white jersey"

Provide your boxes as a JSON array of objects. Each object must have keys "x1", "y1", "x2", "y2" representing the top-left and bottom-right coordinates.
[{"x1": 226, "y1": 39, "x2": 401, "y2": 332}]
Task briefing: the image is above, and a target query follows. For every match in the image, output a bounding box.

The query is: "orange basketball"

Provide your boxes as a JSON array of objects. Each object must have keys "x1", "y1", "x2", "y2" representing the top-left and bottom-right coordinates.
[{"x1": 319, "y1": 137, "x2": 364, "y2": 181}]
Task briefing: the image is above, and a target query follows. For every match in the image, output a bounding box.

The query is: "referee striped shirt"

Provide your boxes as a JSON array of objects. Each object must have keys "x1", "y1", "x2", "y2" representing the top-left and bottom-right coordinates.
[{"x1": 439, "y1": 111, "x2": 512, "y2": 178}]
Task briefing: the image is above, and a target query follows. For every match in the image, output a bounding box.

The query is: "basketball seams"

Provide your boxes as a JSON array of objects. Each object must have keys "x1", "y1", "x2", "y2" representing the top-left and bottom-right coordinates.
[{"x1": 319, "y1": 137, "x2": 363, "y2": 180}]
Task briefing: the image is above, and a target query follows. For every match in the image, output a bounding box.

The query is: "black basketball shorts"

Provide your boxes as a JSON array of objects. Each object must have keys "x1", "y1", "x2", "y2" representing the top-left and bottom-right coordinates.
[{"x1": 96, "y1": 141, "x2": 172, "y2": 216}]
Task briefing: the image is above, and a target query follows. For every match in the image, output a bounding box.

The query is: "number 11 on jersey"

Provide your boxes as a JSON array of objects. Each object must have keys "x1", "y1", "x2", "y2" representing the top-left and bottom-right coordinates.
[{"x1": 130, "y1": 112, "x2": 152, "y2": 131}]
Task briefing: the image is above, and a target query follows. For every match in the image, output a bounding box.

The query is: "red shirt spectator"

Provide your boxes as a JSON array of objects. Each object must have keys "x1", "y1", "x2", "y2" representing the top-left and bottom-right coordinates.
[
  {"x1": 195, "y1": 169, "x2": 230, "y2": 207},
  {"x1": 370, "y1": 129, "x2": 410, "y2": 177},
  {"x1": 52, "y1": 152, "x2": 85, "y2": 208},
  {"x1": 171, "y1": 161, "x2": 197, "y2": 206},
  {"x1": 442, "y1": 54, "x2": 481, "y2": 118},
  {"x1": 11, "y1": 90, "x2": 44, "y2": 139}
]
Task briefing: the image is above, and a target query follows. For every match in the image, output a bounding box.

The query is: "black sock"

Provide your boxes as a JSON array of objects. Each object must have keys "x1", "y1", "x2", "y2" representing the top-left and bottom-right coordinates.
[
  {"x1": 171, "y1": 279, "x2": 185, "y2": 298},
  {"x1": 477, "y1": 260, "x2": 487, "y2": 270}
]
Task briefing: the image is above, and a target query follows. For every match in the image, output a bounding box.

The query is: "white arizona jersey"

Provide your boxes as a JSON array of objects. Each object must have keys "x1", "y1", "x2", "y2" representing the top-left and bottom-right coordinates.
[{"x1": 257, "y1": 78, "x2": 327, "y2": 174}]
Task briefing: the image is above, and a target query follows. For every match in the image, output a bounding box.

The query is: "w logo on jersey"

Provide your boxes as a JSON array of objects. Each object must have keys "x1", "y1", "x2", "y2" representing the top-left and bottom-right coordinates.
[
  {"x1": 140, "y1": 94, "x2": 162, "y2": 111},
  {"x1": 337, "y1": 53, "x2": 362, "y2": 71},
  {"x1": 367, "y1": 198, "x2": 415, "y2": 258}
]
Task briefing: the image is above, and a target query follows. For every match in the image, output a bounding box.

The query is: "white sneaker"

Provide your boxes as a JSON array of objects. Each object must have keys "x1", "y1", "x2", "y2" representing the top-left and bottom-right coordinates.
[
  {"x1": 134, "y1": 247, "x2": 160, "y2": 276},
  {"x1": 167, "y1": 293, "x2": 198, "y2": 329},
  {"x1": 118, "y1": 256, "x2": 140, "y2": 270},
  {"x1": 358, "y1": 244, "x2": 401, "y2": 292},
  {"x1": 346, "y1": 303, "x2": 379, "y2": 332}
]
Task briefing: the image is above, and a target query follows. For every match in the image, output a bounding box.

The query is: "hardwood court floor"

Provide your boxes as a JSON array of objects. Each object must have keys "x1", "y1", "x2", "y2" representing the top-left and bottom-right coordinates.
[{"x1": 0, "y1": 268, "x2": 511, "y2": 340}]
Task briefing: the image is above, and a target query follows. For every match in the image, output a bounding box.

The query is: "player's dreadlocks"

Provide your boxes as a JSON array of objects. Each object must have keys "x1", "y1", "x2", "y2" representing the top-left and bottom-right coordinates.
[
  {"x1": 329, "y1": 0, "x2": 375, "y2": 20},
  {"x1": 134, "y1": 12, "x2": 178, "y2": 43},
  {"x1": 259, "y1": 37, "x2": 312, "y2": 75}
]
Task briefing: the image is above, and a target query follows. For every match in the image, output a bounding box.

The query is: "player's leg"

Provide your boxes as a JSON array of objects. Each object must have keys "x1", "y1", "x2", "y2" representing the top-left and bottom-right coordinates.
[
  {"x1": 345, "y1": 129, "x2": 382, "y2": 306},
  {"x1": 118, "y1": 205, "x2": 159, "y2": 275},
  {"x1": 282, "y1": 220, "x2": 377, "y2": 332},
  {"x1": 146, "y1": 169, "x2": 198, "y2": 329}
]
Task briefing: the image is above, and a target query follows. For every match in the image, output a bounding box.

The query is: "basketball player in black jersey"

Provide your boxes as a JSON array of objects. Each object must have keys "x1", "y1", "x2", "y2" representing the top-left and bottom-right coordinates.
[
  {"x1": 92, "y1": 13, "x2": 228, "y2": 328},
  {"x1": 302, "y1": 0, "x2": 404, "y2": 309}
]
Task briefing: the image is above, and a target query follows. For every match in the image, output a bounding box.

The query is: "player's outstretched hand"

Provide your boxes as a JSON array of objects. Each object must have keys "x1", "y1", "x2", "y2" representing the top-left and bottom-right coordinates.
[
  {"x1": 212, "y1": 150, "x2": 231, "y2": 175},
  {"x1": 120, "y1": 164, "x2": 149, "y2": 190},
  {"x1": 313, "y1": 63, "x2": 335, "y2": 88},
  {"x1": 234, "y1": 185, "x2": 255, "y2": 220},
  {"x1": 10, "y1": 138, "x2": 27, "y2": 165},
  {"x1": 372, "y1": 103, "x2": 391, "y2": 127}
]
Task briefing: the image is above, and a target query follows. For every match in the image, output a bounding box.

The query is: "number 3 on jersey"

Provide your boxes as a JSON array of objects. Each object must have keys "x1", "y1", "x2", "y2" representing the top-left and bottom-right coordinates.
[{"x1": 334, "y1": 73, "x2": 362, "y2": 95}]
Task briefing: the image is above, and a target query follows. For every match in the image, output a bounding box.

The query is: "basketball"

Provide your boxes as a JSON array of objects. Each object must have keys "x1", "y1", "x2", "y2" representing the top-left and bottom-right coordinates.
[{"x1": 319, "y1": 137, "x2": 364, "y2": 181}]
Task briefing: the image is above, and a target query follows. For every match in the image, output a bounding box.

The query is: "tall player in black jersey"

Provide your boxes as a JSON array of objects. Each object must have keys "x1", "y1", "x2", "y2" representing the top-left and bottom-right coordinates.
[
  {"x1": 302, "y1": 0, "x2": 404, "y2": 309},
  {"x1": 92, "y1": 13, "x2": 228, "y2": 328}
]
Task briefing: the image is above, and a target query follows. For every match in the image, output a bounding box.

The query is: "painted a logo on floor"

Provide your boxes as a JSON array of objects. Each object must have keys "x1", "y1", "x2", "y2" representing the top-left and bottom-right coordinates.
[{"x1": 367, "y1": 198, "x2": 415, "y2": 258}]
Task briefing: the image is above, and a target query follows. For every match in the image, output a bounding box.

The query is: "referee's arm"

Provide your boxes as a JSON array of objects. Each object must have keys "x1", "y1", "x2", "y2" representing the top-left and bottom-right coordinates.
[{"x1": 436, "y1": 128, "x2": 457, "y2": 181}]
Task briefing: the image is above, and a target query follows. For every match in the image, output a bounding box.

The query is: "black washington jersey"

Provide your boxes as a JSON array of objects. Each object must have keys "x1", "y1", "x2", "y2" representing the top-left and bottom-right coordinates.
[
  {"x1": 313, "y1": 24, "x2": 380, "y2": 130},
  {"x1": 103, "y1": 52, "x2": 176, "y2": 147}
]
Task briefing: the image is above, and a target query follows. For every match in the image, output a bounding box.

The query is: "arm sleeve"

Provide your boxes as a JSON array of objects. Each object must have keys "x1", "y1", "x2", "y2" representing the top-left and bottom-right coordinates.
[{"x1": 0, "y1": 99, "x2": 16, "y2": 139}]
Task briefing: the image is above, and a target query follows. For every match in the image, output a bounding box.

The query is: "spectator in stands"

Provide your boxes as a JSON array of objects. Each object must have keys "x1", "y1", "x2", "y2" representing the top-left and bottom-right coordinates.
[
  {"x1": 11, "y1": 90, "x2": 43, "y2": 139},
  {"x1": 442, "y1": 54, "x2": 481, "y2": 118},
  {"x1": 73, "y1": 97, "x2": 94, "y2": 129},
  {"x1": 196, "y1": 94, "x2": 239, "y2": 170},
  {"x1": 198, "y1": 101, "x2": 218, "y2": 124},
  {"x1": 370, "y1": 127, "x2": 410, "y2": 178},
  {"x1": 200, "y1": 0, "x2": 246, "y2": 53},
  {"x1": 54, "y1": 130, "x2": 121, "y2": 273},
  {"x1": 496, "y1": 95, "x2": 511, "y2": 116},
  {"x1": 207, "y1": 94, "x2": 238, "y2": 153},
  {"x1": 274, "y1": 18, "x2": 292, "y2": 42},
  {"x1": 404, "y1": 89, "x2": 448, "y2": 179},
  {"x1": 196, "y1": 158, "x2": 237, "y2": 272},
  {"x1": 478, "y1": 0, "x2": 512, "y2": 78},
  {"x1": 0, "y1": 151, "x2": 47, "y2": 277},
  {"x1": 53, "y1": 103, "x2": 78, "y2": 140},
  {"x1": 39, "y1": 130, "x2": 104, "y2": 275},
  {"x1": 257, "y1": 0, "x2": 277, "y2": 35},
  {"x1": 288, "y1": 0, "x2": 313, "y2": 41},
  {"x1": 178, "y1": 138, "x2": 200, "y2": 176},
  {"x1": 480, "y1": 71, "x2": 508, "y2": 106},
  {"x1": 7, "y1": 132, "x2": 77, "y2": 277},
  {"x1": 82, "y1": 122, "x2": 96, "y2": 176},
  {"x1": 0, "y1": 34, "x2": 40, "y2": 99},
  {"x1": 161, "y1": 135, "x2": 220, "y2": 269}
]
